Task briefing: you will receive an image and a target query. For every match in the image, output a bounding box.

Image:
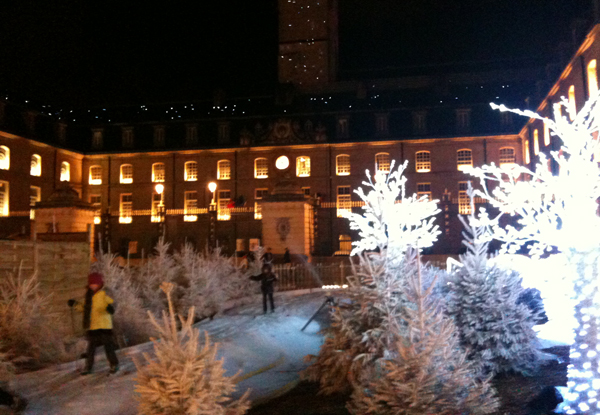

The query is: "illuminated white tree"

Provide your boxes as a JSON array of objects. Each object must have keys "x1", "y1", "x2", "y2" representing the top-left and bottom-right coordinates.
[{"x1": 467, "y1": 95, "x2": 600, "y2": 414}]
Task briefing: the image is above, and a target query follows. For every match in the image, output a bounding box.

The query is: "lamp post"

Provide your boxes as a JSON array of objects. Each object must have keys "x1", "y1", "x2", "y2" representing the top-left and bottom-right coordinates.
[
  {"x1": 155, "y1": 183, "x2": 165, "y2": 238},
  {"x1": 208, "y1": 182, "x2": 217, "y2": 248}
]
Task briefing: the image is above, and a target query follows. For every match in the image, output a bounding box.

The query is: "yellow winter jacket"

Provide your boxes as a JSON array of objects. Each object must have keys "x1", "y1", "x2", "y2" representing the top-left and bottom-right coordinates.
[{"x1": 75, "y1": 289, "x2": 114, "y2": 331}]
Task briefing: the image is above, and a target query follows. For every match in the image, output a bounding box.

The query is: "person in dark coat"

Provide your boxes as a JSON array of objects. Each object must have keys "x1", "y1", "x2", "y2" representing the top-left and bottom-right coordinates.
[
  {"x1": 261, "y1": 247, "x2": 274, "y2": 266},
  {"x1": 283, "y1": 248, "x2": 291, "y2": 268},
  {"x1": 250, "y1": 264, "x2": 278, "y2": 313}
]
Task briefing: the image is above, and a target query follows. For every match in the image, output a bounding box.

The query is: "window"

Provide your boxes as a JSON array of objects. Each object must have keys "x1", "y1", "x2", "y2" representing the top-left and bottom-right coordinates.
[
  {"x1": 186, "y1": 124, "x2": 198, "y2": 145},
  {"x1": 119, "y1": 193, "x2": 132, "y2": 224},
  {"x1": 152, "y1": 163, "x2": 165, "y2": 182},
  {"x1": 456, "y1": 149, "x2": 473, "y2": 171},
  {"x1": 500, "y1": 111, "x2": 512, "y2": 127},
  {"x1": 544, "y1": 122, "x2": 551, "y2": 146},
  {"x1": 524, "y1": 139, "x2": 531, "y2": 164},
  {"x1": 89, "y1": 165, "x2": 102, "y2": 185},
  {"x1": 413, "y1": 111, "x2": 427, "y2": 135},
  {"x1": 92, "y1": 130, "x2": 103, "y2": 150},
  {"x1": 375, "y1": 114, "x2": 388, "y2": 135},
  {"x1": 90, "y1": 194, "x2": 101, "y2": 224},
  {"x1": 302, "y1": 187, "x2": 311, "y2": 197},
  {"x1": 255, "y1": 158, "x2": 268, "y2": 178},
  {"x1": 60, "y1": 161, "x2": 70, "y2": 182},
  {"x1": 458, "y1": 182, "x2": 471, "y2": 215},
  {"x1": 218, "y1": 123, "x2": 230, "y2": 143},
  {"x1": 217, "y1": 190, "x2": 231, "y2": 221},
  {"x1": 151, "y1": 192, "x2": 164, "y2": 223},
  {"x1": 568, "y1": 85, "x2": 576, "y2": 121},
  {"x1": 553, "y1": 102, "x2": 562, "y2": 120},
  {"x1": 254, "y1": 188, "x2": 268, "y2": 220},
  {"x1": 375, "y1": 152, "x2": 390, "y2": 173},
  {"x1": 0, "y1": 181, "x2": 8, "y2": 217},
  {"x1": 185, "y1": 161, "x2": 198, "y2": 181},
  {"x1": 339, "y1": 235, "x2": 352, "y2": 252},
  {"x1": 249, "y1": 238, "x2": 261, "y2": 252},
  {"x1": 337, "y1": 117, "x2": 349, "y2": 138},
  {"x1": 336, "y1": 154, "x2": 350, "y2": 176},
  {"x1": 236, "y1": 239, "x2": 245, "y2": 252},
  {"x1": 415, "y1": 151, "x2": 431, "y2": 173},
  {"x1": 499, "y1": 147, "x2": 516, "y2": 167},
  {"x1": 153, "y1": 126, "x2": 165, "y2": 148},
  {"x1": 217, "y1": 160, "x2": 231, "y2": 180},
  {"x1": 120, "y1": 164, "x2": 133, "y2": 184},
  {"x1": 456, "y1": 109, "x2": 471, "y2": 131},
  {"x1": 0, "y1": 146, "x2": 9, "y2": 170},
  {"x1": 417, "y1": 183, "x2": 431, "y2": 201},
  {"x1": 533, "y1": 129, "x2": 540, "y2": 155},
  {"x1": 184, "y1": 191, "x2": 198, "y2": 222},
  {"x1": 57, "y1": 123, "x2": 67, "y2": 143},
  {"x1": 30, "y1": 154, "x2": 41, "y2": 176},
  {"x1": 337, "y1": 186, "x2": 351, "y2": 217},
  {"x1": 296, "y1": 156, "x2": 311, "y2": 177},
  {"x1": 30, "y1": 186, "x2": 40, "y2": 219},
  {"x1": 588, "y1": 60, "x2": 598, "y2": 97},
  {"x1": 122, "y1": 127, "x2": 134, "y2": 148}
]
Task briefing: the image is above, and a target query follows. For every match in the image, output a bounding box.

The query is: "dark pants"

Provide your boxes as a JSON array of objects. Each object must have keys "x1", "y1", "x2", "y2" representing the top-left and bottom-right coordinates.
[
  {"x1": 85, "y1": 329, "x2": 119, "y2": 371},
  {"x1": 262, "y1": 290, "x2": 275, "y2": 313}
]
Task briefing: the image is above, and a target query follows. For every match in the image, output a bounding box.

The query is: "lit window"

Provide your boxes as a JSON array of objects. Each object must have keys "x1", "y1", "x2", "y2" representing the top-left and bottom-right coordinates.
[
  {"x1": 153, "y1": 126, "x2": 165, "y2": 148},
  {"x1": 336, "y1": 154, "x2": 350, "y2": 176},
  {"x1": 254, "y1": 188, "x2": 268, "y2": 220},
  {"x1": 524, "y1": 139, "x2": 531, "y2": 164},
  {"x1": 151, "y1": 193, "x2": 164, "y2": 223},
  {"x1": 533, "y1": 129, "x2": 540, "y2": 155},
  {"x1": 184, "y1": 191, "x2": 198, "y2": 222},
  {"x1": 568, "y1": 85, "x2": 576, "y2": 121},
  {"x1": 217, "y1": 160, "x2": 231, "y2": 180},
  {"x1": 499, "y1": 148, "x2": 516, "y2": 167},
  {"x1": 60, "y1": 161, "x2": 70, "y2": 182},
  {"x1": 337, "y1": 186, "x2": 351, "y2": 217},
  {"x1": 185, "y1": 161, "x2": 198, "y2": 181},
  {"x1": 415, "y1": 151, "x2": 431, "y2": 173},
  {"x1": 296, "y1": 156, "x2": 311, "y2": 177},
  {"x1": 0, "y1": 181, "x2": 8, "y2": 217},
  {"x1": 544, "y1": 122, "x2": 551, "y2": 146},
  {"x1": 255, "y1": 158, "x2": 268, "y2": 178},
  {"x1": 152, "y1": 163, "x2": 165, "y2": 182},
  {"x1": 458, "y1": 182, "x2": 471, "y2": 215},
  {"x1": 456, "y1": 149, "x2": 473, "y2": 171},
  {"x1": 122, "y1": 127, "x2": 134, "y2": 148},
  {"x1": 553, "y1": 103, "x2": 562, "y2": 120},
  {"x1": 30, "y1": 186, "x2": 40, "y2": 220},
  {"x1": 0, "y1": 146, "x2": 9, "y2": 170},
  {"x1": 375, "y1": 153, "x2": 390, "y2": 173},
  {"x1": 588, "y1": 60, "x2": 598, "y2": 97},
  {"x1": 89, "y1": 165, "x2": 102, "y2": 185},
  {"x1": 90, "y1": 194, "x2": 102, "y2": 224},
  {"x1": 120, "y1": 164, "x2": 133, "y2": 184},
  {"x1": 339, "y1": 234, "x2": 352, "y2": 252},
  {"x1": 217, "y1": 190, "x2": 231, "y2": 221},
  {"x1": 30, "y1": 154, "x2": 41, "y2": 176},
  {"x1": 417, "y1": 183, "x2": 431, "y2": 201},
  {"x1": 119, "y1": 194, "x2": 132, "y2": 224},
  {"x1": 337, "y1": 117, "x2": 349, "y2": 138},
  {"x1": 249, "y1": 238, "x2": 261, "y2": 251}
]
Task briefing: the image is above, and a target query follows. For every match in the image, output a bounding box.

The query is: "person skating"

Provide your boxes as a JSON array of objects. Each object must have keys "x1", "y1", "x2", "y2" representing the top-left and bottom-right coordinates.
[
  {"x1": 250, "y1": 264, "x2": 278, "y2": 314},
  {"x1": 68, "y1": 272, "x2": 119, "y2": 375}
]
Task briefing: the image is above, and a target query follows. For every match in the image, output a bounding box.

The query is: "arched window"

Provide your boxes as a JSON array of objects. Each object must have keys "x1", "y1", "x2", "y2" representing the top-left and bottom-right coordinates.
[
  {"x1": 0, "y1": 181, "x2": 8, "y2": 217},
  {"x1": 533, "y1": 129, "x2": 540, "y2": 155},
  {"x1": 185, "y1": 161, "x2": 198, "y2": 181},
  {"x1": 217, "y1": 160, "x2": 230, "y2": 180},
  {"x1": 524, "y1": 140, "x2": 530, "y2": 164},
  {"x1": 544, "y1": 123, "x2": 550, "y2": 146},
  {"x1": 415, "y1": 151, "x2": 431, "y2": 173},
  {"x1": 254, "y1": 158, "x2": 268, "y2": 179},
  {"x1": 120, "y1": 164, "x2": 133, "y2": 184},
  {"x1": 89, "y1": 165, "x2": 102, "y2": 185},
  {"x1": 60, "y1": 161, "x2": 70, "y2": 182},
  {"x1": 152, "y1": 163, "x2": 165, "y2": 183},
  {"x1": 375, "y1": 152, "x2": 390, "y2": 173},
  {"x1": 456, "y1": 149, "x2": 472, "y2": 171},
  {"x1": 568, "y1": 85, "x2": 576, "y2": 121},
  {"x1": 336, "y1": 154, "x2": 350, "y2": 176},
  {"x1": 588, "y1": 60, "x2": 598, "y2": 97},
  {"x1": 30, "y1": 154, "x2": 41, "y2": 176},
  {"x1": 0, "y1": 146, "x2": 9, "y2": 170},
  {"x1": 499, "y1": 147, "x2": 516, "y2": 166},
  {"x1": 296, "y1": 156, "x2": 311, "y2": 177},
  {"x1": 339, "y1": 235, "x2": 352, "y2": 252}
]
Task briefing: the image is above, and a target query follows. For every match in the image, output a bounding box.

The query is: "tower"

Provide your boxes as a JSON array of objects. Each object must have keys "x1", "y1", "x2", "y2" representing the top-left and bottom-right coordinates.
[{"x1": 278, "y1": 0, "x2": 339, "y2": 89}]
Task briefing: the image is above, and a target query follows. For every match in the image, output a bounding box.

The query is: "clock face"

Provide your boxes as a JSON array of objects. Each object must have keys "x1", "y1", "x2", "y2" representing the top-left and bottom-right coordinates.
[{"x1": 276, "y1": 155, "x2": 290, "y2": 170}]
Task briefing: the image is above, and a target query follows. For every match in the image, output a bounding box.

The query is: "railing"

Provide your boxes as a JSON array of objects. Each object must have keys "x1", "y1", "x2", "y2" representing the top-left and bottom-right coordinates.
[{"x1": 271, "y1": 263, "x2": 353, "y2": 291}]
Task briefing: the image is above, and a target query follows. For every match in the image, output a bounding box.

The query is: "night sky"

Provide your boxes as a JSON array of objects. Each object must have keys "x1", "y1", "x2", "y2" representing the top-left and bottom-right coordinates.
[{"x1": 0, "y1": 0, "x2": 592, "y2": 109}]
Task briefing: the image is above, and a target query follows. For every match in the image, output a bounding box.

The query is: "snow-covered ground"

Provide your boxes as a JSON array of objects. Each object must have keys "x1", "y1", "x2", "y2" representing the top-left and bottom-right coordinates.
[{"x1": 11, "y1": 291, "x2": 328, "y2": 415}]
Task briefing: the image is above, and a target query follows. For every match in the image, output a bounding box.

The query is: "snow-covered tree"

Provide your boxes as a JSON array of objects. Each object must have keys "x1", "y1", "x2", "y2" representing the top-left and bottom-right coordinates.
[
  {"x1": 445, "y1": 203, "x2": 540, "y2": 375},
  {"x1": 137, "y1": 238, "x2": 179, "y2": 315},
  {"x1": 348, "y1": 255, "x2": 498, "y2": 415},
  {"x1": 467, "y1": 95, "x2": 600, "y2": 414},
  {"x1": 134, "y1": 282, "x2": 250, "y2": 415}
]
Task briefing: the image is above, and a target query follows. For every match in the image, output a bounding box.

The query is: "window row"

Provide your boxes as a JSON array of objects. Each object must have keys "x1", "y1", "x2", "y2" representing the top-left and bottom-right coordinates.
[
  {"x1": 0, "y1": 147, "x2": 44, "y2": 177},
  {"x1": 414, "y1": 148, "x2": 515, "y2": 172}
]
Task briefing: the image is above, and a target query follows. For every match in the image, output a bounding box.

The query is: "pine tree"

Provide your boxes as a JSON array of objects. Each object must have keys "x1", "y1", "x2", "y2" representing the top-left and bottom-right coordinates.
[
  {"x1": 444, "y1": 209, "x2": 541, "y2": 375},
  {"x1": 137, "y1": 238, "x2": 179, "y2": 315},
  {"x1": 134, "y1": 282, "x2": 250, "y2": 415}
]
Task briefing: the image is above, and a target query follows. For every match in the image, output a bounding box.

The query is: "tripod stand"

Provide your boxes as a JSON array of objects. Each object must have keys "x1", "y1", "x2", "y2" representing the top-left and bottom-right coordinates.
[{"x1": 301, "y1": 295, "x2": 336, "y2": 332}]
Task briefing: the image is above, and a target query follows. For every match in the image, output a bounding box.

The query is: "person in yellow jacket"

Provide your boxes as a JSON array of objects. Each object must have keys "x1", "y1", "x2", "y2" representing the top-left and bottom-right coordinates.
[{"x1": 68, "y1": 272, "x2": 119, "y2": 375}]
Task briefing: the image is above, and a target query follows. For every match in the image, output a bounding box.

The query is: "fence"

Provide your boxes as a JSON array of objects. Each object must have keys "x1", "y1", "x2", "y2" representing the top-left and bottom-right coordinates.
[{"x1": 273, "y1": 263, "x2": 353, "y2": 291}]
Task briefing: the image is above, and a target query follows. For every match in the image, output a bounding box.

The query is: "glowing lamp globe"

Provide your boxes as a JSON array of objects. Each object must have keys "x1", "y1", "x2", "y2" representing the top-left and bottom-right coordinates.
[
  {"x1": 154, "y1": 184, "x2": 164, "y2": 194},
  {"x1": 276, "y1": 156, "x2": 289, "y2": 170},
  {"x1": 208, "y1": 182, "x2": 217, "y2": 193}
]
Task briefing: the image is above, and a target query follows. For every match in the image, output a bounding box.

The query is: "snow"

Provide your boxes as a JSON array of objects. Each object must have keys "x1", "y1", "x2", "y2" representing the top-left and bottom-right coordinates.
[{"x1": 10, "y1": 291, "x2": 327, "y2": 415}]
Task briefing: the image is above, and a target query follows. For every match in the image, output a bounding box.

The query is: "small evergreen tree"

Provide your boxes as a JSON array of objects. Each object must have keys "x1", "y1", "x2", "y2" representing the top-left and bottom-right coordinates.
[
  {"x1": 445, "y1": 204, "x2": 540, "y2": 375},
  {"x1": 134, "y1": 282, "x2": 250, "y2": 415}
]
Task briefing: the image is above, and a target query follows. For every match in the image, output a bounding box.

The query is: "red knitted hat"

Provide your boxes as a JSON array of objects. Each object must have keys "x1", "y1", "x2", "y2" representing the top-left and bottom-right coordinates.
[{"x1": 88, "y1": 272, "x2": 104, "y2": 286}]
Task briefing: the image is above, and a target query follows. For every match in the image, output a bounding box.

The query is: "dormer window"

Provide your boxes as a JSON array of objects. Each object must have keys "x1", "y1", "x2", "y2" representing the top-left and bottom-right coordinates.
[
  {"x1": 413, "y1": 111, "x2": 427, "y2": 135},
  {"x1": 122, "y1": 127, "x2": 134, "y2": 148},
  {"x1": 375, "y1": 114, "x2": 388, "y2": 135},
  {"x1": 456, "y1": 109, "x2": 471, "y2": 132},
  {"x1": 337, "y1": 117, "x2": 349, "y2": 138},
  {"x1": 153, "y1": 126, "x2": 165, "y2": 148},
  {"x1": 92, "y1": 129, "x2": 103, "y2": 150},
  {"x1": 186, "y1": 124, "x2": 198, "y2": 146},
  {"x1": 218, "y1": 122, "x2": 230, "y2": 144}
]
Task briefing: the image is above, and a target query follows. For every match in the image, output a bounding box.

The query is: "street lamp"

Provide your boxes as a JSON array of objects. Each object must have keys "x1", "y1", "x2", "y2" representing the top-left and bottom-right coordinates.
[
  {"x1": 208, "y1": 182, "x2": 217, "y2": 248},
  {"x1": 208, "y1": 182, "x2": 217, "y2": 210},
  {"x1": 154, "y1": 183, "x2": 165, "y2": 237}
]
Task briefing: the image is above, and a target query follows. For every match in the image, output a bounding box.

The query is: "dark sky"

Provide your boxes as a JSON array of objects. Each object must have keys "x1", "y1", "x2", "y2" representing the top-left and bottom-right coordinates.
[{"x1": 0, "y1": 0, "x2": 592, "y2": 109}]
